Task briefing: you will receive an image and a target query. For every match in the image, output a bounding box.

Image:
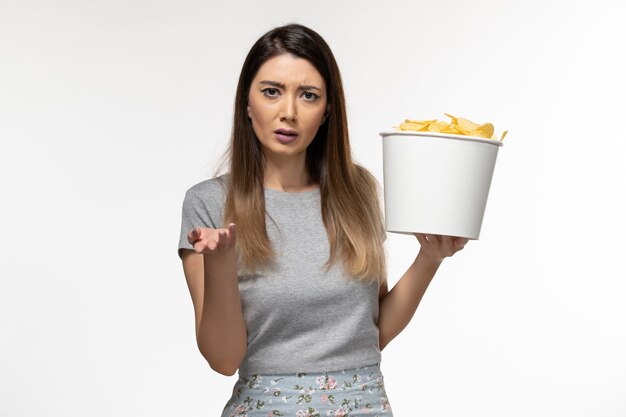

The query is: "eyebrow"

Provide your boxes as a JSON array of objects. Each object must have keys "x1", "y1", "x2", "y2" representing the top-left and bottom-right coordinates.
[{"x1": 258, "y1": 80, "x2": 322, "y2": 91}]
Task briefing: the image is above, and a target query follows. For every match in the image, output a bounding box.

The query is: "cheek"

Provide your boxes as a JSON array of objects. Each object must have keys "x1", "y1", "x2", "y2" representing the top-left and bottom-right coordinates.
[
  {"x1": 247, "y1": 103, "x2": 273, "y2": 142},
  {"x1": 249, "y1": 102, "x2": 273, "y2": 125},
  {"x1": 305, "y1": 108, "x2": 326, "y2": 129}
]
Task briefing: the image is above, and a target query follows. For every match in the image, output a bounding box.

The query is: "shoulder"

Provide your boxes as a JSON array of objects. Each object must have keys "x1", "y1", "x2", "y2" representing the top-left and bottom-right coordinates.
[
  {"x1": 180, "y1": 173, "x2": 229, "y2": 228},
  {"x1": 185, "y1": 173, "x2": 230, "y2": 200}
]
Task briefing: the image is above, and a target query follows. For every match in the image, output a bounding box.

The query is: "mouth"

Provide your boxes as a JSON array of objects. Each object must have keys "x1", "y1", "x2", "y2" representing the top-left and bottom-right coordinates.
[
  {"x1": 274, "y1": 128, "x2": 298, "y2": 136},
  {"x1": 274, "y1": 128, "x2": 299, "y2": 143}
]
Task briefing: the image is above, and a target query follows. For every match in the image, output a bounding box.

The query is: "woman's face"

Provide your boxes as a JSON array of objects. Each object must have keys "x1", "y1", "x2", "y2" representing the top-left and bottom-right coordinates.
[{"x1": 247, "y1": 53, "x2": 327, "y2": 161}]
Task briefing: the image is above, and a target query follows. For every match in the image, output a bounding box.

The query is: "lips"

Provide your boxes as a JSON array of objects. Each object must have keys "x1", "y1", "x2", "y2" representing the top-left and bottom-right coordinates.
[
  {"x1": 274, "y1": 128, "x2": 298, "y2": 136},
  {"x1": 274, "y1": 128, "x2": 299, "y2": 143}
]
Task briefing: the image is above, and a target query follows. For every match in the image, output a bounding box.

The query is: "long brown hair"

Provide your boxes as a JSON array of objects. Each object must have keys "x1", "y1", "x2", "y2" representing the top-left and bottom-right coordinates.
[{"x1": 212, "y1": 23, "x2": 387, "y2": 288}]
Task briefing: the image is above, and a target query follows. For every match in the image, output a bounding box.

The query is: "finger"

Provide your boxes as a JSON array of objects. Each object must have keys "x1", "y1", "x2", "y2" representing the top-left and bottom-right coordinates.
[
  {"x1": 457, "y1": 237, "x2": 469, "y2": 249},
  {"x1": 192, "y1": 238, "x2": 200, "y2": 253},
  {"x1": 194, "y1": 235, "x2": 209, "y2": 253},
  {"x1": 425, "y1": 234, "x2": 438, "y2": 244},
  {"x1": 414, "y1": 233, "x2": 427, "y2": 245},
  {"x1": 217, "y1": 230, "x2": 226, "y2": 248},
  {"x1": 188, "y1": 227, "x2": 199, "y2": 244},
  {"x1": 206, "y1": 231, "x2": 221, "y2": 251},
  {"x1": 441, "y1": 235, "x2": 454, "y2": 252},
  {"x1": 228, "y1": 223, "x2": 237, "y2": 245}
]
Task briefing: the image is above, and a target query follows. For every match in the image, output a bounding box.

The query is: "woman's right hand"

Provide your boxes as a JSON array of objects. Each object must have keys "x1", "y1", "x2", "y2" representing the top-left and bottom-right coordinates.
[{"x1": 187, "y1": 223, "x2": 237, "y2": 254}]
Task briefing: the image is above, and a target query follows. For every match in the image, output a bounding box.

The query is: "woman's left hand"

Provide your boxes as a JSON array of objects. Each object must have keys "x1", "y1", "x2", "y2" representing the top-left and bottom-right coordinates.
[{"x1": 413, "y1": 233, "x2": 470, "y2": 263}]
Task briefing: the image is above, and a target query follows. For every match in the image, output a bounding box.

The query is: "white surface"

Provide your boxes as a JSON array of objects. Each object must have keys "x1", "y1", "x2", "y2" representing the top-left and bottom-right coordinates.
[
  {"x1": 382, "y1": 131, "x2": 501, "y2": 239},
  {"x1": 1, "y1": 0, "x2": 625, "y2": 416}
]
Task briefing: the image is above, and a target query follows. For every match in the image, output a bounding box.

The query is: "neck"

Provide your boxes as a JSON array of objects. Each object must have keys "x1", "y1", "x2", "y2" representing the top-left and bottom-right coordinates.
[{"x1": 263, "y1": 152, "x2": 315, "y2": 192}]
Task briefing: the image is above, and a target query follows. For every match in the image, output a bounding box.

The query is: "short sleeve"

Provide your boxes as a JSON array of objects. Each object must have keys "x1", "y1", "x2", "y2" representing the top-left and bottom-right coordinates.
[{"x1": 177, "y1": 188, "x2": 216, "y2": 259}]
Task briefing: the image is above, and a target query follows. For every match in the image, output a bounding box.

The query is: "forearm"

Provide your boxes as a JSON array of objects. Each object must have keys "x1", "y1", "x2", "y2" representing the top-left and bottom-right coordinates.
[
  {"x1": 197, "y1": 248, "x2": 247, "y2": 375},
  {"x1": 378, "y1": 251, "x2": 443, "y2": 351}
]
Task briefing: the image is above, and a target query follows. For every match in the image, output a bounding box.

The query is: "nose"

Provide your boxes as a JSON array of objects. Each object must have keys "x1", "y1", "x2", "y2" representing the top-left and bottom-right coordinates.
[{"x1": 279, "y1": 95, "x2": 297, "y2": 122}]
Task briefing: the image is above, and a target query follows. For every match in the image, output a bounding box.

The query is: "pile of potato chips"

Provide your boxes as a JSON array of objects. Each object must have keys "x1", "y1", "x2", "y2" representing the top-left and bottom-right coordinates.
[{"x1": 395, "y1": 113, "x2": 508, "y2": 142}]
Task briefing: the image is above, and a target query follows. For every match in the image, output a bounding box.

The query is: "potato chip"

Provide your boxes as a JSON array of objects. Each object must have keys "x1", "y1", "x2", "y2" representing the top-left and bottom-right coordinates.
[
  {"x1": 441, "y1": 124, "x2": 463, "y2": 134},
  {"x1": 405, "y1": 119, "x2": 437, "y2": 124},
  {"x1": 470, "y1": 123, "x2": 494, "y2": 138},
  {"x1": 396, "y1": 113, "x2": 507, "y2": 142},
  {"x1": 443, "y1": 113, "x2": 457, "y2": 123},
  {"x1": 446, "y1": 114, "x2": 480, "y2": 134},
  {"x1": 399, "y1": 122, "x2": 429, "y2": 131},
  {"x1": 427, "y1": 120, "x2": 449, "y2": 132}
]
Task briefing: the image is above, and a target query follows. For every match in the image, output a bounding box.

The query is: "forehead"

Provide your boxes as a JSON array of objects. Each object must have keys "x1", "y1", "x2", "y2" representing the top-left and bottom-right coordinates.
[{"x1": 254, "y1": 54, "x2": 325, "y2": 86}]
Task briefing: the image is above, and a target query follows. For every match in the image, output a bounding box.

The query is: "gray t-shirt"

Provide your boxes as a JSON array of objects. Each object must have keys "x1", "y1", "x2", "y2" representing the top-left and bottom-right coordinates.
[{"x1": 177, "y1": 173, "x2": 381, "y2": 375}]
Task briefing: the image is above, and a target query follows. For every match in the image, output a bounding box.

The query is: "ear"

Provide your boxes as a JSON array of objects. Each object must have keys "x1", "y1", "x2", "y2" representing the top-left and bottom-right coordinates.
[
  {"x1": 246, "y1": 104, "x2": 251, "y2": 118},
  {"x1": 321, "y1": 105, "x2": 330, "y2": 124}
]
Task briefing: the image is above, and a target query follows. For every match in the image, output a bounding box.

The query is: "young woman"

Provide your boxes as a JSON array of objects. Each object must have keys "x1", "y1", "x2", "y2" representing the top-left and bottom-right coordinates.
[{"x1": 177, "y1": 23, "x2": 469, "y2": 417}]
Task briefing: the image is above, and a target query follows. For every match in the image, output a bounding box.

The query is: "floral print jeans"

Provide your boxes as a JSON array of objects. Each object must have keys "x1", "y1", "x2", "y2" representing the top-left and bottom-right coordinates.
[{"x1": 220, "y1": 362, "x2": 393, "y2": 417}]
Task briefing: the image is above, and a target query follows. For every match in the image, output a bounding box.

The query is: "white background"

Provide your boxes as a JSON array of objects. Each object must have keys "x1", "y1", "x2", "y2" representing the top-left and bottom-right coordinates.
[{"x1": 1, "y1": 0, "x2": 625, "y2": 416}]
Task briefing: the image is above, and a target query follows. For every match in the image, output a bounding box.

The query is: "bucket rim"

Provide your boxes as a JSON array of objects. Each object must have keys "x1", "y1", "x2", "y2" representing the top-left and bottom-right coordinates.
[{"x1": 379, "y1": 130, "x2": 504, "y2": 147}]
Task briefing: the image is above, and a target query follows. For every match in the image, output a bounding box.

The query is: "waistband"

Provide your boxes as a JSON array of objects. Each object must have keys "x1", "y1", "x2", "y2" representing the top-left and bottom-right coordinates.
[{"x1": 235, "y1": 362, "x2": 384, "y2": 394}]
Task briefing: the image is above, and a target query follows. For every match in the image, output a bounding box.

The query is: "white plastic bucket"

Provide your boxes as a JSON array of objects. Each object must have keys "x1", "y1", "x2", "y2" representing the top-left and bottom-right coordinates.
[{"x1": 380, "y1": 130, "x2": 503, "y2": 240}]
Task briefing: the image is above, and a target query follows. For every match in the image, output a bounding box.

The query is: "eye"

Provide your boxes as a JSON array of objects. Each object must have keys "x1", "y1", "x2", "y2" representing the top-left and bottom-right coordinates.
[
  {"x1": 261, "y1": 88, "x2": 279, "y2": 97},
  {"x1": 303, "y1": 92, "x2": 319, "y2": 101}
]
